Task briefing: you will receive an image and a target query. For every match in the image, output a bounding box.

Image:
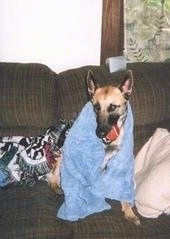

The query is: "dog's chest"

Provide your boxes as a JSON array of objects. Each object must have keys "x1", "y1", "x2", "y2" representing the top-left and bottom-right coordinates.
[{"x1": 100, "y1": 127, "x2": 124, "y2": 170}]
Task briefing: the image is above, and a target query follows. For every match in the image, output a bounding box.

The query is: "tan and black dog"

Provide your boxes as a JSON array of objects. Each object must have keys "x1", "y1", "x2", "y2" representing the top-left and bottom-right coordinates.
[
  {"x1": 87, "y1": 70, "x2": 133, "y2": 170},
  {"x1": 87, "y1": 69, "x2": 140, "y2": 226},
  {"x1": 49, "y1": 69, "x2": 140, "y2": 225}
]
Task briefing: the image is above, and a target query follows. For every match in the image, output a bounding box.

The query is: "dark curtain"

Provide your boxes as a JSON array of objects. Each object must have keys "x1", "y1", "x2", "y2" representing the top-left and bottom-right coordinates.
[{"x1": 100, "y1": 0, "x2": 124, "y2": 65}]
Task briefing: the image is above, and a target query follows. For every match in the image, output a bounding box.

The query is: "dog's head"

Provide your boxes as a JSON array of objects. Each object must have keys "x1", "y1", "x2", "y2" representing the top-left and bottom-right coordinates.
[{"x1": 87, "y1": 70, "x2": 133, "y2": 140}]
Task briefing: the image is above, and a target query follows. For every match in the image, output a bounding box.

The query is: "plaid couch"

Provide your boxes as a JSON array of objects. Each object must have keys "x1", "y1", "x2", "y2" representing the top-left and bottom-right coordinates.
[{"x1": 0, "y1": 62, "x2": 169, "y2": 239}]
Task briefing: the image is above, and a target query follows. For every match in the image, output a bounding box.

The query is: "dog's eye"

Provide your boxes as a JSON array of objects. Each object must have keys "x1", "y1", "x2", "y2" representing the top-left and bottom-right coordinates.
[
  {"x1": 108, "y1": 104, "x2": 119, "y2": 112},
  {"x1": 94, "y1": 103, "x2": 100, "y2": 112}
]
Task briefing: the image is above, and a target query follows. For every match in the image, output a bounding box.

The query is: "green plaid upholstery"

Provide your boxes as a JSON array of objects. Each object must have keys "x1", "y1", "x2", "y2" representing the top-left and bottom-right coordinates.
[
  {"x1": 56, "y1": 65, "x2": 112, "y2": 121},
  {"x1": 0, "y1": 62, "x2": 170, "y2": 239},
  {"x1": 1, "y1": 183, "x2": 169, "y2": 239},
  {"x1": 129, "y1": 62, "x2": 170, "y2": 154},
  {"x1": 0, "y1": 63, "x2": 57, "y2": 136},
  {"x1": 0, "y1": 182, "x2": 72, "y2": 239},
  {"x1": 68, "y1": 199, "x2": 170, "y2": 239},
  {"x1": 0, "y1": 126, "x2": 47, "y2": 138},
  {"x1": 128, "y1": 62, "x2": 170, "y2": 127}
]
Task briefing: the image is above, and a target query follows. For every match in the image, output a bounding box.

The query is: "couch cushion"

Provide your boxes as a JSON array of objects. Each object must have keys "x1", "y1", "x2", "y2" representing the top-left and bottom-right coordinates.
[
  {"x1": 128, "y1": 62, "x2": 170, "y2": 127},
  {"x1": 68, "y1": 199, "x2": 170, "y2": 239},
  {"x1": 0, "y1": 182, "x2": 72, "y2": 239},
  {"x1": 134, "y1": 119, "x2": 170, "y2": 155},
  {"x1": 0, "y1": 63, "x2": 57, "y2": 130}
]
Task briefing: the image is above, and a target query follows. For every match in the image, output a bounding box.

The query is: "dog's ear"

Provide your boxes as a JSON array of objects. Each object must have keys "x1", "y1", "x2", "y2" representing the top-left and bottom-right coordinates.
[
  {"x1": 119, "y1": 70, "x2": 133, "y2": 99},
  {"x1": 87, "y1": 70, "x2": 99, "y2": 98}
]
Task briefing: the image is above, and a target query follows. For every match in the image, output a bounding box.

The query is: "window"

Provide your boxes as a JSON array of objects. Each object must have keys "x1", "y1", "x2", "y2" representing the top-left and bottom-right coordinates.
[
  {"x1": 100, "y1": 0, "x2": 170, "y2": 64},
  {"x1": 125, "y1": 0, "x2": 170, "y2": 62}
]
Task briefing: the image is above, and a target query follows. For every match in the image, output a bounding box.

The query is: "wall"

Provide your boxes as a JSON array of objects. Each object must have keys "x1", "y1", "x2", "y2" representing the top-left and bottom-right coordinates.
[{"x1": 0, "y1": 0, "x2": 102, "y2": 73}]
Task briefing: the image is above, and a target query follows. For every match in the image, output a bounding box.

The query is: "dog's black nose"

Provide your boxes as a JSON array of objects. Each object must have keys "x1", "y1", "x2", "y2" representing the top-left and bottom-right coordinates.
[{"x1": 96, "y1": 128, "x2": 106, "y2": 139}]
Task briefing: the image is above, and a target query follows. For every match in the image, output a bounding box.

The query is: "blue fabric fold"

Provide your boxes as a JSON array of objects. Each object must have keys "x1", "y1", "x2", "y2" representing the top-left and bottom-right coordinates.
[{"x1": 57, "y1": 101, "x2": 135, "y2": 221}]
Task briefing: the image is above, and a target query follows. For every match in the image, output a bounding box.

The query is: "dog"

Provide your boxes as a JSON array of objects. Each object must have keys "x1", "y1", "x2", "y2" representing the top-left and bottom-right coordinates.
[
  {"x1": 49, "y1": 69, "x2": 140, "y2": 225},
  {"x1": 87, "y1": 69, "x2": 140, "y2": 225}
]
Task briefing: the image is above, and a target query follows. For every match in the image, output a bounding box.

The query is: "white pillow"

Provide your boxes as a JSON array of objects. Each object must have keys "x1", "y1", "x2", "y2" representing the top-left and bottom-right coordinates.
[{"x1": 135, "y1": 128, "x2": 170, "y2": 218}]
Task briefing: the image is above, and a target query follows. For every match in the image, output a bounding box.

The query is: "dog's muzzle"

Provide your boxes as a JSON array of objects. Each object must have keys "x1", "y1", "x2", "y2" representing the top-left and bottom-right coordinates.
[
  {"x1": 96, "y1": 112, "x2": 127, "y2": 144},
  {"x1": 102, "y1": 124, "x2": 120, "y2": 144},
  {"x1": 95, "y1": 113, "x2": 120, "y2": 140}
]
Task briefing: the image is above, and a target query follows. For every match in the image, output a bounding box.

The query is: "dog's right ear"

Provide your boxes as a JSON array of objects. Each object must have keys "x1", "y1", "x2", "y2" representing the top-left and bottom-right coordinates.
[
  {"x1": 119, "y1": 70, "x2": 134, "y2": 100},
  {"x1": 87, "y1": 70, "x2": 99, "y2": 98}
]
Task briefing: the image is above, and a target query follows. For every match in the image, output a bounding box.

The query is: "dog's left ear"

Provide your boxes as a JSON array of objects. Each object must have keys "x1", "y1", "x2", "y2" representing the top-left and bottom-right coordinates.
[
  {"x1": 119, "y1": 70, "x2": 133, "y2": 99},
  {"x1": 87, "y1": 70, "x2": 99, "y2": 98}
]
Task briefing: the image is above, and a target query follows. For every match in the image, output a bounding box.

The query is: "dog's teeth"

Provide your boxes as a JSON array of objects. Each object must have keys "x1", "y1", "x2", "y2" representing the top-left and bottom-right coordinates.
[{"x1": 102, "y1": 138, "x2": 111, "y2": 144}]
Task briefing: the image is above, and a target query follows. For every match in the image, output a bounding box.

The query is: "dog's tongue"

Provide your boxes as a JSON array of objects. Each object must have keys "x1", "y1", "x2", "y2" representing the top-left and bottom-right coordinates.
[{"x1": 105, "y1": 124, "x2": 120, "y2": 142}]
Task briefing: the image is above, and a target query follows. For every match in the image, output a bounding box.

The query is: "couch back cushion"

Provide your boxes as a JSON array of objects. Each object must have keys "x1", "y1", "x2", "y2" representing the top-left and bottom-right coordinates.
[
  {"x1": 56, "y1": 63, "x2": 170, "y2": 127},
  {"x1": 127, "y1": 62, "x2": 170, "y2": 127},
  {"x1": 56, "y1": 65, "x2": 113, "y2": 121},
  {"x1": 0, "y1": 63, "x2": 56, "y2": 129}
]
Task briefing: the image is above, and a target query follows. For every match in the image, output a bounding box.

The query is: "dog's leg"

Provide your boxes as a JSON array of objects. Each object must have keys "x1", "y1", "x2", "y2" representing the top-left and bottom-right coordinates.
[
  {"x1": 48, "y1": 155, "x2": 62, "y2": 194},
  {"x1": 121, "y1": 202, "x2": 140, "y2": 226}
]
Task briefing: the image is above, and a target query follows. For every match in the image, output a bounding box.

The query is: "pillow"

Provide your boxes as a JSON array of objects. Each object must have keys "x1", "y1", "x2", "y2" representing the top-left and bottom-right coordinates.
[{"x1": 135, "y1": 128, "x2": 170, "y2": 218}]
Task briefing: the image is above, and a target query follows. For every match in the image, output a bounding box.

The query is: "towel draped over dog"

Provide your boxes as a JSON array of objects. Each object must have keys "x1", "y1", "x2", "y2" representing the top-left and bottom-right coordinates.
[{"x1": 57, "y1": 101, "x2": 135, "y2": 221}]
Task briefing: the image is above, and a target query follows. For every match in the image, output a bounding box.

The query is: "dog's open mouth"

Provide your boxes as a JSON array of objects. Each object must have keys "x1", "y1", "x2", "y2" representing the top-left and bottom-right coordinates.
[{"x1": 102, "y1": 124, "x2": 120, "y2": 144}]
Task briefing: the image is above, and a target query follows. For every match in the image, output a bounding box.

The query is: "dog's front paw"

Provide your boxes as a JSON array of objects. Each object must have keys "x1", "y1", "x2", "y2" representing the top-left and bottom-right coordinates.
[
  {"x1": 124, "y1": 213, "x2": 141, "y2": 226},
  {"x1": 121, "y1": 202, "x2": 141, "y2": 226}
]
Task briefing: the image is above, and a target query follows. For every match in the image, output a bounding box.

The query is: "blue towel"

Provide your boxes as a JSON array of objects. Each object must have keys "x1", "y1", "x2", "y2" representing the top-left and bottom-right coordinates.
[{"x1": 57, "y1": 101, "x2": 135, "y2": 221}]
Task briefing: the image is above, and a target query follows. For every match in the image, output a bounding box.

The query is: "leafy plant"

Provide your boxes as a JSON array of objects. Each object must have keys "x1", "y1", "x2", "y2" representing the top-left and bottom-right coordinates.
[
  {"x1": 125, "y1": 0, "x2": 170, "y2": 62},
  {"x1": 128, "y1": 38, "x2": 148, "y2": 62}
]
